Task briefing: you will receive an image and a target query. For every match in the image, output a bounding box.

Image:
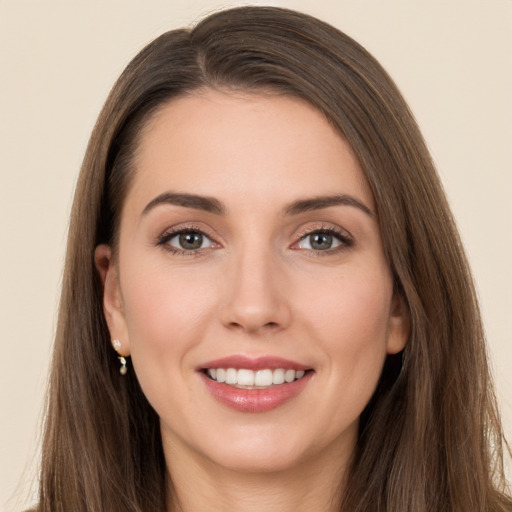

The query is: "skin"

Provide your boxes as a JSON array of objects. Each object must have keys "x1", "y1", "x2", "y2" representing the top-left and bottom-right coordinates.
[{"x1": 96, "y1": 89, "x2": 408, "y2": 512}]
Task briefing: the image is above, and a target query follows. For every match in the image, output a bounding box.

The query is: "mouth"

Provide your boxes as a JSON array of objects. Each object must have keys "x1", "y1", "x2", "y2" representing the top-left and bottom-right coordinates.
[
  {"x1": 202, "y1": 367, "x2": 309, "y2": 389},
  {"x1": 198, "y1": 356, "x2": 314, "y2": 413}
]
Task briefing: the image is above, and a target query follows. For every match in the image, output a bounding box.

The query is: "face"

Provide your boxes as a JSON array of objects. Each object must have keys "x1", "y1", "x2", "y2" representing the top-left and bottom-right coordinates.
[{"x1": 97, "y1": 89, "x2": 407, "y2": 475}]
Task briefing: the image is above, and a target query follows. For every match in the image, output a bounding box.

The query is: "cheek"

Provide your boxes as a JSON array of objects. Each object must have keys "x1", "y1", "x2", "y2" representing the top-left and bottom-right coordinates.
[
  {"x1": 121, "y1": 259, "x2": 214, "y2": 338},
  {"x1": 299, "y1": 268, "x2": 393, "y2": 399},
  {"x1": 119, "y1": 258, "x2": 221, "y2": 390},
  {"x1": 118, "y1": 259, "x2": 223, "y2": 419},
  {"x1": 301, "y1": 269, "x2": 393, "y2": 345}
]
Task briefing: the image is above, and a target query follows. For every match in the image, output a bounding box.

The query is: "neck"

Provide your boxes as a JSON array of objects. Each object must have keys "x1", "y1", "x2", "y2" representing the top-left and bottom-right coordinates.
[{"x1": 164, "y1": 440, "x2": 352, "y2": 512}]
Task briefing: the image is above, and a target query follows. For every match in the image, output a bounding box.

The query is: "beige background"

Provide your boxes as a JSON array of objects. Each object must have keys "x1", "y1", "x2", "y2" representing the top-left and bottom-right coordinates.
[{"x1": 1, "y1": 1, "x2": 510, "y2": 509}]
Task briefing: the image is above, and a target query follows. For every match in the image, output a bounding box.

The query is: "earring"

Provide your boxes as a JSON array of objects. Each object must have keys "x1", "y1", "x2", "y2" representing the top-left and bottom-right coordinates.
[
  {"x1": 118, "y1": 356, "x2": 128, "y2": 375},
  {"x1": 111, "y1": 339, "x2": 128, "y2": 375}
]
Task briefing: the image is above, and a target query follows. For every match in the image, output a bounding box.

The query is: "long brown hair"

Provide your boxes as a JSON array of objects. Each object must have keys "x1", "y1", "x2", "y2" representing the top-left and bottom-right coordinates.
[{"x1": 37, "y1": 6, "x2": 511, "y2": 511}]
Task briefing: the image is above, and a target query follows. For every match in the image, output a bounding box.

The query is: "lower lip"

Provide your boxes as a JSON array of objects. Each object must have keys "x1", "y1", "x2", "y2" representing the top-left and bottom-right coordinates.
[{"x1": 201, "y1": 371, "x2": 313, "y2": 413}]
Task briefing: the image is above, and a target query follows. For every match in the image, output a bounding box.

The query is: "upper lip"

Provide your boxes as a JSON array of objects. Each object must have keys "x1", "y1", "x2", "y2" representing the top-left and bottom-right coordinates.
[{"x1": 198, "y1": 355, "x2": 310, "y2": 371}]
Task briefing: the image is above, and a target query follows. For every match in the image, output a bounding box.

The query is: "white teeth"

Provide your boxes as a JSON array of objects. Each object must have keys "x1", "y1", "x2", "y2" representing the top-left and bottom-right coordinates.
[
  {"x1": 237, "y1": 369, "x2": 255, "y2": 386},
  {"x1": 226, "y1": 368, "x2": 237, "y2": 385},
  {"x1": 205, "y1": 367, "x2": 307, "y2": 388},
  {"x1": 272, "y1": 368, "x2": 285, "y2": 385},
  {"x1": 284, "y1": 369, "x2": 296, "y2": 383},
  {"x1": 255, "y1": 369, "x2": 273, "y2": 387}
]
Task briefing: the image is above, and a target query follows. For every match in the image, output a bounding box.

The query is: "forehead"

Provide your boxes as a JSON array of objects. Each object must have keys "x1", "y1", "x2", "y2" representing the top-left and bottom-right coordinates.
[{"x1": 127, "y1": 89, "x2": 374, "y2": 214}]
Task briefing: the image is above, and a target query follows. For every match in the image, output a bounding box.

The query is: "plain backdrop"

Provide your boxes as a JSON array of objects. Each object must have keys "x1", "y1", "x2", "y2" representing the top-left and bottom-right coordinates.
[{"x1": 1, "y1": 1, "x2": 511, "y2": 510}]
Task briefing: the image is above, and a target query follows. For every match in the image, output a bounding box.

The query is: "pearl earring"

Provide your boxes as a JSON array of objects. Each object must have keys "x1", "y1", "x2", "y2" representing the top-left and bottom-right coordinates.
[
  {"x1": 118, "y1": 356, "x2": 128, "y2": 375},
  {"x1": 111, "y1": 339, "x2": 128, "y2": 375}
]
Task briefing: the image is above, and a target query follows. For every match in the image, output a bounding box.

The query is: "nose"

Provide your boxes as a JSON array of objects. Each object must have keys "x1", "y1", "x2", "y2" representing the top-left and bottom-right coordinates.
[{"x1": 220, "y1": 247, "x2": 292, "y2": 335}]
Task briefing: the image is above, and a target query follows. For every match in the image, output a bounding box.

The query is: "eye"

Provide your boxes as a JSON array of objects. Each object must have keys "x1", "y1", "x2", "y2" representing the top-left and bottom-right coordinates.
[
  {"x1": 159, "y1": 229, "x2": 216, "y2": 253},
  {"x1": 294, "y1": 228, "x2": 352, "y2": 253}
]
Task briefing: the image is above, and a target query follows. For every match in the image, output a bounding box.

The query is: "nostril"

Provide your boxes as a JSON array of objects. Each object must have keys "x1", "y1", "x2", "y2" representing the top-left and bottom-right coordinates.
[
  {"x1": 220, "y1": 293, "x2": 292, "y2": 333},
  {"x1": 226, "y1": 320, "x2": 280, "y2": 333}
]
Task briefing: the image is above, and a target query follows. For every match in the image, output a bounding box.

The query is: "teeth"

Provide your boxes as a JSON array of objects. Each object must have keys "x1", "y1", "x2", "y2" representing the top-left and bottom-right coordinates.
[
  {"x1": 238, "y1": 369, "x2": 255, "y2": 386},
  {"x1": 284, "y1": 369, "x2": 295, "y2": 383},
  {"x1": 255, "y1": 369, "x2": 273, "y2": 387},
  {"x1": 206, "y1": 368, "x2": 307, "y2": 388},
  {"x1": 226, "y1": 368, "x2": 237, "y2": 385},
  {"x1": 272, "y1": 368, "x2": 285, "y2": 385}
]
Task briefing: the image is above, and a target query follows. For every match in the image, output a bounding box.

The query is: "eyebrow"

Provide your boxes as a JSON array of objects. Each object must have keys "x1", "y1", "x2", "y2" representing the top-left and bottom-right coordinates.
[
  {"x1": 141, "y1": 191, "x2": 373, "y2": 218},
  {"x1": 284, "y1": 194, "x2": 373, "y2": 217},
  {"x1": 142, "y1": 192, "x2": 225, "y2": 216}
]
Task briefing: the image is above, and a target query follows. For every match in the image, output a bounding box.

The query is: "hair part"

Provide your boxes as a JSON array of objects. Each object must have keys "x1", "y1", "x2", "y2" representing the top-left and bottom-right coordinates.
[{"x1": 37, "y1": 6, "x2": 511, "y2": 511}]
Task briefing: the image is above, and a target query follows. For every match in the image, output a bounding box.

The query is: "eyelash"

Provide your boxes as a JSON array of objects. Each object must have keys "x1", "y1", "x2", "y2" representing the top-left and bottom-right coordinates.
[
  {"x1": 293, "y1": 225, "x2": 353, "y2": 256},
  {"x1": 156, "y1": 224, "x2": 353, "y2": 256},
  {"x1": 156, "y1": 225, "x2": 217, "y2": 256}
]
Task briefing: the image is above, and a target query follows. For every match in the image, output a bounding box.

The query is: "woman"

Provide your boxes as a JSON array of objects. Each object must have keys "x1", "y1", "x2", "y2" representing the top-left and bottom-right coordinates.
[{"x1": 35, "y1": 6, "x2": 511, "y2": 511}]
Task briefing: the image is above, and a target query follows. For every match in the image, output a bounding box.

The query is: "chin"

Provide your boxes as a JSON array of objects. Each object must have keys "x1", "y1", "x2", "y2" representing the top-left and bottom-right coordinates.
[
  {"x1": 197, "y1": 422, "x2": 340, "y2": 474},
  {"x1": 208, "y1": 443, "x2": 308, "y2": 474}
]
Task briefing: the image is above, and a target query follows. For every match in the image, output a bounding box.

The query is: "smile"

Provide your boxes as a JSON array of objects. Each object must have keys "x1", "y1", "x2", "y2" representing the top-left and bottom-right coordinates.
[
  {"x1": 199, "y1": 356, "x2": 313, "y2": 413},
  {"x1": 205, "y1": 368, "x2": 306, "y2": 389}
]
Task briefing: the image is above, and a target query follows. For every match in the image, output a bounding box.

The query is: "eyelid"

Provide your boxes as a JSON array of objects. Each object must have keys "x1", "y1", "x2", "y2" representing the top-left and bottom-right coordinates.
[
  {"x1": 154, "y1": 221, "x2": 353, "y2": 255},
  {"x1": 291, "y1": 223, "x2": 353, "y2": 252},
  {"x1": 156, "y1": 223, "x2": 221, "y2": 253}
]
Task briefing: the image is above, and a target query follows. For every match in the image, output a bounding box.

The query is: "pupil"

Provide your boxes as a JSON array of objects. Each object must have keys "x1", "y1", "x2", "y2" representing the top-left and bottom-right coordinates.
[
  {"x1": 179, "y1": 232, "x2": 203, "y2": 250},
  {"x1": 310, "y1": 233, "x2": 332, "y2": 250}
]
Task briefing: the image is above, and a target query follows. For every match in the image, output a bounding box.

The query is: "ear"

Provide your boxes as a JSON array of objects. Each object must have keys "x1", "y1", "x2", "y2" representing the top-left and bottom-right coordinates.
[
  {"x1": 94, "y1": 244, "x2": 131, "y2": 356},
  {"x1": 386, "y1": 293, "x2": 410, "y2": 355}
]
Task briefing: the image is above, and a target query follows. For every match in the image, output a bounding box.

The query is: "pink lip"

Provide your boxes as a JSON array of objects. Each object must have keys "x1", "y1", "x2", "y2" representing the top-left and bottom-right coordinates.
[
  {"x1": 199, "y1": 355, "x2": 309, "y2": 371},
  {"x1": 200, "y1": 372, "x2": 312, "y2": 413},
  {"x1": 198, "y1": 355, "x2": 313, "y2": 413}
]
